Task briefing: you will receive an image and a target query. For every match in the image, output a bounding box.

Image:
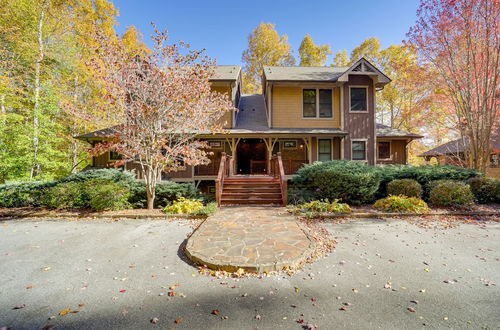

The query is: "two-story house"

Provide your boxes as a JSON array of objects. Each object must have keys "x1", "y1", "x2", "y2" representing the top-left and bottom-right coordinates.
[{"x1": 76, "y1": 58, "x2": 422, "y2": 205}]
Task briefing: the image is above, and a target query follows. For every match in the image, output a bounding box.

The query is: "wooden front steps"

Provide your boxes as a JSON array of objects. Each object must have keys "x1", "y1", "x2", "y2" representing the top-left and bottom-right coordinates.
[{"x1": 220, "y1": 176, "x2": 283, "y2": 205}]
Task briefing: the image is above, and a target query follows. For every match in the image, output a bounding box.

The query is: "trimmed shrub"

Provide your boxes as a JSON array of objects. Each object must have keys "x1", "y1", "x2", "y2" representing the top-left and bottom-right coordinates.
[
  {"x1": 0, "y1": 181, "x2": 56, "y2": 207},
  {"x1": 191, "y1": 202, "x2": 218, "y2": 216},
  {"x1": 374, "y1": 165, "x2": 482, "y2": 197},
  {"x1": 84, "y1": 179, "x2": 130, "y2": 211},
  {"x1": 373, "y1": 195, "x2": 430, "y2": 214},
  {"x1": 467, "y1": 177, "x2": 500, "y2": 204},
  {"x1": 163, "y1": 197, "x2": 204, "y2": 214},
  {"x1": 292, "y1": 161, "x2": 381, "y2": 205},
  {"x1": 298, "y1": 199, "x2": 352, "y2": 213},
  {"x1": 387, "y1": 179, "x2": 422, "y2": 198},
  {"x1": 429, "y1": 181, "x2": 474, "y2": 208},
  {"x1": 59, "y1": 168, "x2": 137, "y2": 187},
  {"x1": 41, "y1": 182, "x2": 86, "y2": 209},
  {"x1": 128, "y1": 181, "x2": 200, "y2": 208}
]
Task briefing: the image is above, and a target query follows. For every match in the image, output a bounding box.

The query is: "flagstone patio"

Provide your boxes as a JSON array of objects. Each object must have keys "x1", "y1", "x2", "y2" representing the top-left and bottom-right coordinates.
[{"x1": 184, "y1": 206, "x2": 315, "y2": 272}]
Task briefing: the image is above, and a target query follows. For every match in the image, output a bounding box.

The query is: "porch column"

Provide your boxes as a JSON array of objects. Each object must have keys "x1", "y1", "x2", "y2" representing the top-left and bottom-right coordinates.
[
  {"x1": 302, "y1": 137, "x2": 312, "y2": 164},
  {"x1": 263, "y1": 137, "x2": 278, "y2": 174},
  {"x1": 225, "y1": 138, "x2": 240, "y2": 174}
]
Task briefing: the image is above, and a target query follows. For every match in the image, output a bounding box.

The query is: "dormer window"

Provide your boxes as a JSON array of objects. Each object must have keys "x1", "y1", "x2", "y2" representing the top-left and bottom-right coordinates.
[
  {"x1": 302, "y1": 89, "x2": 333, "y2": 118},
  {"x1": 349, "y1": 86, "x2": 368, "y2": 112}
]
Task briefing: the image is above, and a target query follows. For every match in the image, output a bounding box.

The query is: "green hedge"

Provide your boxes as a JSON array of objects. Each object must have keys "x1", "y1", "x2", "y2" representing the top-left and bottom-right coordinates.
[
  {"x1": 291, "y1": 161, "x2": 381, "y2": 205},
  {"x1": 429, "y1": 181, "x2": 475, "y2": 208},
  {"x1": 467, "y1": 177, "x2": 500, "y2": 204},
  {"x1": 0, "y1": 169, "x2": 200, "y2": 210},
  {"x1": 290, "y1": 162, "x2": 483, "y2": 205},
  {"x1": 374, "y1": 165, "x2": 482, "y2": 198},
  {"x1": 128, "y1": 181, "x2": 200, "y2": 208},
  {"x1": 387, "y1": 179, "x2": 423, "y2": 198}
]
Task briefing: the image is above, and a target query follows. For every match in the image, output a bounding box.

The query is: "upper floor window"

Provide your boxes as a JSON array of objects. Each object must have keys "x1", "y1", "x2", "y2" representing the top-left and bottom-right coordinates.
[
  {"x1": 303, "y1": 89, "x2": 333, "y2": 118},
  {"x1": 352, "y1": 140, "x2": 367, "y2": 160},
  {"x1": 350, "y1": 87, "x2": 368, "y2": 112},
  {"x1": 378, "y1": 141, "x2": 391, "y2": 159}
]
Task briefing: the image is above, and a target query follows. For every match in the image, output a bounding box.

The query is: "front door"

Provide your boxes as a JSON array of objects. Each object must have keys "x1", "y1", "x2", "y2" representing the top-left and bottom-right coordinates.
[{"x1": 236, "y1": 138, "x2": 267, "y2": 174}]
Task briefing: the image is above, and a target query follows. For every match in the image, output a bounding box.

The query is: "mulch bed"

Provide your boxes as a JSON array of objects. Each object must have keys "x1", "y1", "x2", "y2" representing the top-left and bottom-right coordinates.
[{"x1": 0, "y1": 207, "x2": 205, "y2": 221}]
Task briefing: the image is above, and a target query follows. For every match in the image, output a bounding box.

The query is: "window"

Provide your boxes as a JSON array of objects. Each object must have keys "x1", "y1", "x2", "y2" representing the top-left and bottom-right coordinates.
[
  {"x1": 303, "y1": 89, "x2": 316, "y2": 117},
  {"x1": 303, "y1": 89, "x2": 333, "y2": 118},
  {"x1": 283, "y1": 140, "x2": 297, "y2": 149},
  {"x1": 378, "y1": 142, "x2": 391, "y2": 159},
  {"x1": 352, "y1": 141, "x2": 367, "y2": 160},
  {"x1": 319, "y1": 89, "x2": 332, "y2": 118},
  {"x1": 350, "y1": 87, "x2": 368, "y2": 111},
  {"x1": 318, "y1": 139, "x2": 332, "y2": 161},
  {"x1": 109, "y1": 151, "x2": 122, "y2": 161}
]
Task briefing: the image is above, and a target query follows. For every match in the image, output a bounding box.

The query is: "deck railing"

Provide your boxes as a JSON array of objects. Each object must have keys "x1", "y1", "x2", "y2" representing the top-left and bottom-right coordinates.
[
  {"x1": 215, "y1": 152, "x2": 232, "y2": 206},
  {"x1": 270, "y1": 152, "x2": 288, "y2": 206}
]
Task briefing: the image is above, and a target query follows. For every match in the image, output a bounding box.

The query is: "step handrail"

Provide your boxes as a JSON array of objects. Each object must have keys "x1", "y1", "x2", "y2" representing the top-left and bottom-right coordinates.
[
  {"x1": 271, "y1": 152, "x2": 287, "y2": 206},
  {"x1": 215, "y1": 152, "x2": 233, "y2": 206}
]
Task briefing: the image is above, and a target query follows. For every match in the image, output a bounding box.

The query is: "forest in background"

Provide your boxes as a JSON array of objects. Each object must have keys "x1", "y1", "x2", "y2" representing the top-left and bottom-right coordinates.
[{"x1": 1, "y1": 0, "x2": 496, "y2": 182}]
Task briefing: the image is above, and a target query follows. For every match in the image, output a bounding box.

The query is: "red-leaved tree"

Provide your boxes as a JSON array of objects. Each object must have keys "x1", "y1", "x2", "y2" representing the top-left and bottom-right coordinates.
[
  {"x1": 407, "y1": 0, "x2": 499, "y2": 172},
  {"x1": 89, "y1": 27, "x2": 235, "y2": 209}
]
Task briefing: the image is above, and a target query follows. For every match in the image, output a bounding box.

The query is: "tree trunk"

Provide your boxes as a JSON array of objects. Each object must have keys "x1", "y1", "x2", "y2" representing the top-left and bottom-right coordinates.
[
  {"x1": 70, "y1": 76, "x2": 78, "y2": 173},
  {"x1": 30, "y1": 1, "x2": 48, "y2": 179}
]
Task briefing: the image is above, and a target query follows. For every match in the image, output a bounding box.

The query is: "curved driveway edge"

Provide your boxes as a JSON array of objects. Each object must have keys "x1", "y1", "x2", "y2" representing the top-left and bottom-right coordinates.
[{"x1": 185, "y1": 206, "x2": 315, "y2": 273}]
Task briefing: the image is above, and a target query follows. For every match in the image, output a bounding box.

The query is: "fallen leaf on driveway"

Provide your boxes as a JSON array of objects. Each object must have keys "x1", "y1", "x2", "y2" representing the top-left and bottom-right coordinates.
[
  {"x1": 150, "y1": 317, "x2": 159, "y2": 324},
  {"x1": 306, "y1": 324, "x2": 318, "y2": 330},
  {"x1": 59, "y1": 308, "x2": 78, "y2": 316},
  {"x1": 384, "y1": 282, "x2": 392, "y2": 289},
  {"x1": 175, "y1": 318, "x2": 183, "y2": 324},
  {"x1": 212, "y1": 309, "x2": 220, "y2": 316},
  {"x1": 41, "y1": 267, "x2": 51, "y2": 271},
  {"x1": 78, "y1": 303, "x2": 85, "y2": 307},
  {"x1": 119, "y1": 290, "x2": 126, "y2": 293},
  {"x1": 255, "y1": 314, "x2": 261, "y2": 320},
  {"x1": 339, "y1": 306, "x2": 348, "y2": 311},
  {"x1": 12, "y1": 304, "x2": 26, "y2": 310},
  {"x1": 26, "y1": 286, "x2": 34, "y2": 289},
  {"x1": 407, "y1": 307, "x2": 416, "y2": 312},
  {"x1": 42, "y1": 325, "x2": 55, "y2": 329}
]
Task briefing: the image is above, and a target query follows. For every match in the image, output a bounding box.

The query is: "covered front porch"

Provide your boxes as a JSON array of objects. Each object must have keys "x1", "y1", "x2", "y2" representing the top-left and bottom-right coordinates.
[{"x1": 188, "y1": 135, "x2": 344, "y2": 179}]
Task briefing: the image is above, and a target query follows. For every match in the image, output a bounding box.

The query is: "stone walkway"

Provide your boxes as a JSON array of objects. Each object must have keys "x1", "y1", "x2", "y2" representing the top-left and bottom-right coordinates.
[{"x1": 185, "y1": 206, "x2": 315, "y2": 272}]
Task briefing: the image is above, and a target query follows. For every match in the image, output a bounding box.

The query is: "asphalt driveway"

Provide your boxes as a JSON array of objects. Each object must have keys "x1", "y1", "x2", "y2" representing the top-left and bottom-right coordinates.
[{"x1": 0, "y1": 216, "x2": 499, "y2": 329}]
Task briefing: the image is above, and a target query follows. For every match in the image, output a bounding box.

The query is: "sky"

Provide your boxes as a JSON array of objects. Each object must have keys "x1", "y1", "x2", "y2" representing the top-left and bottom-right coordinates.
[{"x1": 112, "y1": 0, "x2": 421, "y2": 66}]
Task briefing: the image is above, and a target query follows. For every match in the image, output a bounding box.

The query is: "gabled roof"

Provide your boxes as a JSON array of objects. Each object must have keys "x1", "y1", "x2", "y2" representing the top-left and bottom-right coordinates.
[
  {"x1": 210, "y1": 65, "x2": 241, "y2": 81},
  {"x1": 263, "y1": 58, "x2": 391, "y2": 87},
  {"x1": 420, "y1": 135, "x2": 500, "y2": 157},
  {"x1": 376, "y1": 124, "x2": 423, "y2": 139}
]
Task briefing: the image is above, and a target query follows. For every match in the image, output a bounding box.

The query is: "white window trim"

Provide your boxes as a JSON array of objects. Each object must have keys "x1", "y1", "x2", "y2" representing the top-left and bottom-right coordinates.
[
  {"x1": 377, "y1": 141, "x2": 392, "y2": 160},
  {"x1": 351, "y1": 139, "x2": 368, "y2": 161},
  {"x1": 317, "y1": 138, "x2": 333, "y2": 161},
  {"x1": 349, "y1": 85, "x2": 369, "y2": 113},
  {"x1": 302, "y1": 88, "x2": 334, "y2": 119}
]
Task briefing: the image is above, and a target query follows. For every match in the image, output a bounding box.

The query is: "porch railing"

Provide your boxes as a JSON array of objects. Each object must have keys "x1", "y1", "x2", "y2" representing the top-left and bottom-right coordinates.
[
  {"x1": 282, "y1": 159, "x2": 308, "y2": 175},
  {"x1": 270, "y1": 152, "x2": 288, "y2": 206},
  {"x1": 215, "y1": 152, "x2": 233, "y2": 206}
]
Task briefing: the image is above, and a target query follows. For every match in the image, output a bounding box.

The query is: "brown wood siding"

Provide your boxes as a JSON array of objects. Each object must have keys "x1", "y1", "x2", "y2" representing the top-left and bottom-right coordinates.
[
  {"x1": 343, "y1": 75, "x2": 376, "y2": 165},
  {"x1": 211, "y1": 85, "x2": 233, "y2": 128},
  {"x1": 94, "y1": 153, "x2": 109, "y2": 167},
  {"x1": 271, "y1": 86, "x2": 341, "y2": 128},
  {"x1": 376, "y1": 140, "x2": 407, "y2": 165}
]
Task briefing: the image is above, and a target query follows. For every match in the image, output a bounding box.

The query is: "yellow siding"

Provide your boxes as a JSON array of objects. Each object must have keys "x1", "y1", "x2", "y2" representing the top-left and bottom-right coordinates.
[
  {"x1": 211, "y1": 85, "x2": 233, "y2": 128},
  {"x1": 272, "y1": 86, "x2": 341, "y2": 128}
]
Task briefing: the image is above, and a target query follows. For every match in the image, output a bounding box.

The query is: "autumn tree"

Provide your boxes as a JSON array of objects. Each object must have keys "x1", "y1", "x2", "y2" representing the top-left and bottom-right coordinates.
[
  {"x1": 298, "y1": 34, "x2": 331, "y2": 66},
  {"x1": 332, "y1": 49, "x2": 350, "y2": 67},
  {"x1": 241, "y1": 22, "x2": 295, "y2": 93},
  {"x1": 89, "y1": 28, "x2": 235, "y2": 209},
  {"x1": 350, "y1": 37, "x2": 381, "y2": 65},
  {"x1": 408, "y1": 0, "x2": 500, "y2": 172}
]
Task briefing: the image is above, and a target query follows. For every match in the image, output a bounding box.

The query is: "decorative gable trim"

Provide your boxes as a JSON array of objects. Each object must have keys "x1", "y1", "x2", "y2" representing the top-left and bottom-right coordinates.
[{"x1": 337, "y1": 58, "x2": 391, "y2": 85}]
